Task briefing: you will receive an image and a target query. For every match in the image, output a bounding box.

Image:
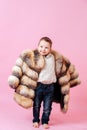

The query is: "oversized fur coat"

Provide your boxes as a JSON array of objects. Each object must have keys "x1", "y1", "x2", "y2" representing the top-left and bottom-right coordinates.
[{"x1": 8, "y1": 49, "x2": 81, "y2": 113}]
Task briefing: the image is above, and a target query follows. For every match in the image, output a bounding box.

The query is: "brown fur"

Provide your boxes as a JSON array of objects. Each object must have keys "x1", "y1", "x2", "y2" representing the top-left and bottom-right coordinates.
[
  {"x1": 14, "y1": 92, "x2": 33, "y2": 108},
  {"x1": 16, "y1": 85, "x2": 35, "y2": 99},
  {"x1": 21, "y1": 75, "x2": 37, "y2": 89},
  {"x1": 12, "y1": 66, "x2": 22, "y2": 78}
]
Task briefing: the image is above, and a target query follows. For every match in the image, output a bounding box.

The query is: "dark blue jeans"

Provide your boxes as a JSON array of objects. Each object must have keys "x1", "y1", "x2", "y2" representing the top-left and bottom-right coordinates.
[{"x1": 33, "y1": 82, "x2": 54, "y2": 124}]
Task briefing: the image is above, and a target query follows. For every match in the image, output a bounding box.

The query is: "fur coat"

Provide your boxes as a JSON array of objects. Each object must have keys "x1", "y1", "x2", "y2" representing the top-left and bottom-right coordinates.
[{"x1": 8, "y1": 49, "x2": 81, "y2": 113}]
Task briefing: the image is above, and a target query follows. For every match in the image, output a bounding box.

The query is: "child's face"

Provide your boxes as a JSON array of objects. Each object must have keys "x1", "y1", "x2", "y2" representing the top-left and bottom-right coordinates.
[{"x1": 38, "y1": 40, "x2": 51, "y2": 56}]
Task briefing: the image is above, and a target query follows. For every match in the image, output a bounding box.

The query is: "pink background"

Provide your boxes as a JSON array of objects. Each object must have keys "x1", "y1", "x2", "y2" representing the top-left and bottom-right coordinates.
[{"x1": 0, "y1": 0, "x2": 87, "y2": 130}]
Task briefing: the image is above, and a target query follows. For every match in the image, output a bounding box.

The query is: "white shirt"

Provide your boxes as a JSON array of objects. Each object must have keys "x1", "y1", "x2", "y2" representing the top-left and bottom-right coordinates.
[{"x1": 38, "y1": 53, "x2": 57, "y2": 84}]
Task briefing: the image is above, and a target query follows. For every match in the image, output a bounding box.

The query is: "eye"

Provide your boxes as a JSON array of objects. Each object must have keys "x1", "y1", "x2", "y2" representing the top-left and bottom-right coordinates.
[{"x1": 40, "y1": 45, "x2": 43, "y2": 48}]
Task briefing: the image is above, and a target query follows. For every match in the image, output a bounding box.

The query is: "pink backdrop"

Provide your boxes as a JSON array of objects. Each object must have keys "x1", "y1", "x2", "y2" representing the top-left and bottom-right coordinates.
[{"x1": 0, "y1": 0, "x2": 87, "y2": 130}]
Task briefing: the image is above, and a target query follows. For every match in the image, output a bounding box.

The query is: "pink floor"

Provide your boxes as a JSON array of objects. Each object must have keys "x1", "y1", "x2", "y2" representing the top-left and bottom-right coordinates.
[
  {"x1": 1, "y1": 102, "x2": 87, "y2": 130},
  {"x1": 1, "y1": 87, "x2": 87, "y2": 130}
]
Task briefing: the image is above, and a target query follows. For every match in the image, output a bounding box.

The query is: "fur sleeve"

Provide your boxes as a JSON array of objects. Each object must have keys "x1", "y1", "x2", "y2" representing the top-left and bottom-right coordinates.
[
  {"x1": 8, "y1": 49, "x2": 38, "y2": 108},
  {"x1": 56, "y1": 54, "x2": 81, "y2": 113}
]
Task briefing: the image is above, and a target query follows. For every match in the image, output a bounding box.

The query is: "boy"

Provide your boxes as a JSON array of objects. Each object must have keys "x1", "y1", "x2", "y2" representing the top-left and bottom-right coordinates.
[{"x1": 33, "y1": 37, "x2": 56, "y2": 129}]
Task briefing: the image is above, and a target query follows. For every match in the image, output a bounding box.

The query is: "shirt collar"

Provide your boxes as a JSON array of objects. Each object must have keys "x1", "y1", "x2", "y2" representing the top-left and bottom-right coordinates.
[{"x1": 44, "y1": 53, "x2": 52, "y2": 58}]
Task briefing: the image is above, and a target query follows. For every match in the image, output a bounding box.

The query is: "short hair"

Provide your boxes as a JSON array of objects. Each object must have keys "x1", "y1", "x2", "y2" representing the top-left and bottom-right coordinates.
[{"x1": 38, "y1": 37, "x2": 52, "y2": 47}]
